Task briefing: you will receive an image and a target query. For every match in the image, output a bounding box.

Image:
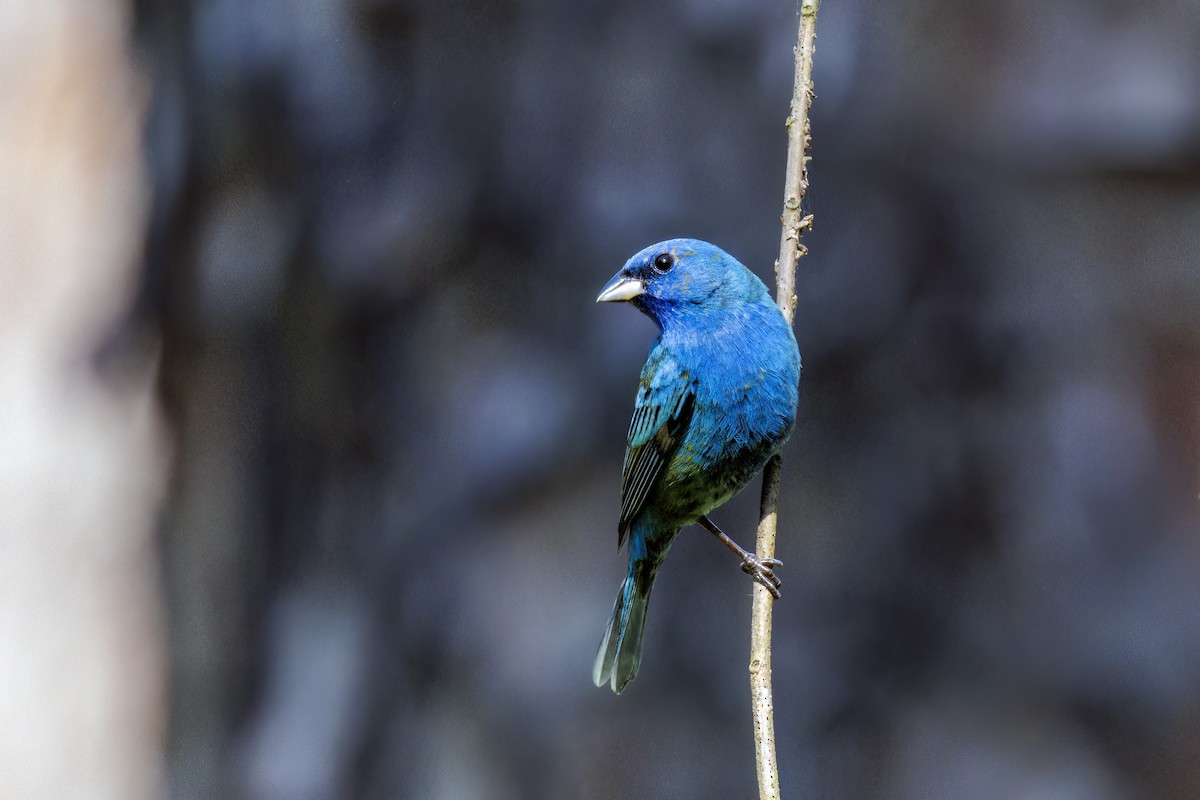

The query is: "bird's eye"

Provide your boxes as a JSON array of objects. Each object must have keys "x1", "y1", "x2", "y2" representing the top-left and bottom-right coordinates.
[{"x1": 652, "y1": 253, "x2": 674, "y2": 273}]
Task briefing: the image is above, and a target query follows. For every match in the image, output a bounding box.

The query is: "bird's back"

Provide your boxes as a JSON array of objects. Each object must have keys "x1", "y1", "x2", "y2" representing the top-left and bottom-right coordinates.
[{"x1": 645, "y1": 296, "x2": 799, "y2": 529}]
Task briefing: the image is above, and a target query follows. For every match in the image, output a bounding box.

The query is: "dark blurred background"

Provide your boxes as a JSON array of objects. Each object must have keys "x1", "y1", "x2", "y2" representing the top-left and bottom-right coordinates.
[{"x1": 4, "y1": 0, "x2": 1199, "y2": 798}]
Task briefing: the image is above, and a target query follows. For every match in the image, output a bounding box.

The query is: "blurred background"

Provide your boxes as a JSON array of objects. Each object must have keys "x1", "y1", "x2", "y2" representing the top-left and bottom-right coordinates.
[{"x1": 2, "y1": 0, "x2": 1199, "y2": 798}]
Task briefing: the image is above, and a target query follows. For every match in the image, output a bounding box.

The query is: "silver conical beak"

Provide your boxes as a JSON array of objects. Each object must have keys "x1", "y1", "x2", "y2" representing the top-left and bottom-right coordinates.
[{"x1": 596, "y1": 275, "x2": 645, "y2": 303}]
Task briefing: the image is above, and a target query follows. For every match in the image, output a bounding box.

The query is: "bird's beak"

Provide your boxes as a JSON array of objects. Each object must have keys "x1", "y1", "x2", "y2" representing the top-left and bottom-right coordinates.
[{"x1": 596, "y1": 274, "x2": 645, "y2": 303}]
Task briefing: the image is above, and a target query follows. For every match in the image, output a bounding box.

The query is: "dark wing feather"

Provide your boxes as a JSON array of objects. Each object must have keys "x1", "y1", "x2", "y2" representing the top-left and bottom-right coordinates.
[{"x1": 618, "y1": 366, "x2": 697, "y2": 546}]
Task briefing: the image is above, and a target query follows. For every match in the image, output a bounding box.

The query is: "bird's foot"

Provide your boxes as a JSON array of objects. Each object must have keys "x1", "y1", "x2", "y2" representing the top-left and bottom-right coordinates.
[{"x1": 740, "y1": 554, "x2": 782, "y2": 599}]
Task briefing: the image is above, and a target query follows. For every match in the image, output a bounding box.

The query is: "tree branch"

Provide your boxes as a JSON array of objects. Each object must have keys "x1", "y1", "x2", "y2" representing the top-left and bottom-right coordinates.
[{"x1": 751, "y1": 1, "x2": 818, "y2": 798}]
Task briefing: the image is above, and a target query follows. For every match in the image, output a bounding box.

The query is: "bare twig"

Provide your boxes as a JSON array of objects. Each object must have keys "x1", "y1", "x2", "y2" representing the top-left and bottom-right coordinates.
[{"x1": 751, "y1": 1, "x2": 818, "y2": 798}]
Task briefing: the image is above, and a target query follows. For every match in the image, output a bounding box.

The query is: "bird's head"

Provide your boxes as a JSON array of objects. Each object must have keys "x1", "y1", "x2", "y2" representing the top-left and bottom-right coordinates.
[{"x1": 596, "y1": 238, "x2": 769, "y2": 325}]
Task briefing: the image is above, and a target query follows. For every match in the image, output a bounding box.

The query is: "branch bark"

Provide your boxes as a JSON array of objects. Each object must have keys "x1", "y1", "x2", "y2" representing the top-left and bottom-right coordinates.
[
  {"x1": 0, "y1": 3, "x2": 167, "y2": 798},
  {"x1": 751, "y1": 1, "x2": 818, "y2": 798}
]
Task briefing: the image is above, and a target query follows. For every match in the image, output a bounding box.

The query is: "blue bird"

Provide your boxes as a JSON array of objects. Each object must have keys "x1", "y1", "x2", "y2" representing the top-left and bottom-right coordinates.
[{"x1": 593, "y1": 238, "x2": 801, "y2": 693}]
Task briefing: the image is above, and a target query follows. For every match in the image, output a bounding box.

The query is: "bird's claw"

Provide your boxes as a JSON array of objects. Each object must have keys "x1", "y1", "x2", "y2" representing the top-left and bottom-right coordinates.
[{"x1": 740, "y1": 554, "x2": 783, "y2": 598}]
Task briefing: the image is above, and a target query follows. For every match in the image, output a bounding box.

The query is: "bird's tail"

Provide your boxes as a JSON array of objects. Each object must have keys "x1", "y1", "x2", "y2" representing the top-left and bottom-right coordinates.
[{"x1": 593, "y1": 557, "x2": 658, "y2": 693}]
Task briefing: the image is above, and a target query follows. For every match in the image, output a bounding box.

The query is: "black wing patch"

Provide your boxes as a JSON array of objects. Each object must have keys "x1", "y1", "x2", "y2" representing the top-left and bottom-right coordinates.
[{"x1": 618, "y1": 386, "x2": 696, "y2": 547}]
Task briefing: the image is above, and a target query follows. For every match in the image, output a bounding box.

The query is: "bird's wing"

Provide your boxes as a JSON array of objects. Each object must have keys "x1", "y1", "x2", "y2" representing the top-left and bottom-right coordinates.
[{"x1": 618, "y1": 356, "x2": 697, "y2": 546}]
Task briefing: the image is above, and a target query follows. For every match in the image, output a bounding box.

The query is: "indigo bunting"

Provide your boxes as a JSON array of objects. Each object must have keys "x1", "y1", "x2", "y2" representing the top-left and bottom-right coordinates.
[{"x1": 593, "y1": 238, "x2": 801, "y2": 693}]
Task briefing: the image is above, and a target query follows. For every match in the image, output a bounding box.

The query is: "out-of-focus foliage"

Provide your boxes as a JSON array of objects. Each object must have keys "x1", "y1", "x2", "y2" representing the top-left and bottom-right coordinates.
[{"x1": 134, "y1": 0, "x2": 1200, "y2": 797}]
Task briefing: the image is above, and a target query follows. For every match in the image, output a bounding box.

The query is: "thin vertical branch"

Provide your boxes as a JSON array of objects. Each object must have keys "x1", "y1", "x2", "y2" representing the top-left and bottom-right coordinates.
[
  {"x1": 0, "y1": 3, "x2": 166, "y2": 797},
  {"x1": 751, "y1": 1, "x2": 818, "y2": 799}
]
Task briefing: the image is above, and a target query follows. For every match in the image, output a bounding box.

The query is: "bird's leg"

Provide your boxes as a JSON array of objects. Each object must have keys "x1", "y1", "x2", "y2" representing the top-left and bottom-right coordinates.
[{"x1": 696, "y1": 515, "x2": 782, "y2": 598}]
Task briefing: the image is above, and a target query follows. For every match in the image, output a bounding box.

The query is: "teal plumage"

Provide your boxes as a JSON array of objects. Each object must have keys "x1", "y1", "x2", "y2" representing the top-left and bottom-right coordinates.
[{"x1": 594, "y1": 238, "x2": 801, "y2": 693}]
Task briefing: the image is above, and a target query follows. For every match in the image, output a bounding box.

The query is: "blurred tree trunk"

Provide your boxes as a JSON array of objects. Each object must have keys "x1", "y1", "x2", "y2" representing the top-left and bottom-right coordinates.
[{"x1": 0, "y1": 3, "x2": 167, "y2": 798}]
